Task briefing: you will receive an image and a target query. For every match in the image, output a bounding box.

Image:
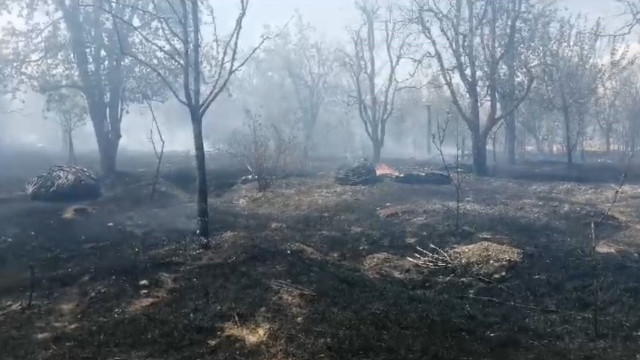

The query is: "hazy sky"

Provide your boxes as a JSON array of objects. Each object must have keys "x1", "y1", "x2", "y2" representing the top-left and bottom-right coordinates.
[
  {"x1": 229, "y1": 0, "x2": 627, "y2": 43},
  {"x1": 2, "y1": 0, "x2": 633, "y2": 152}
]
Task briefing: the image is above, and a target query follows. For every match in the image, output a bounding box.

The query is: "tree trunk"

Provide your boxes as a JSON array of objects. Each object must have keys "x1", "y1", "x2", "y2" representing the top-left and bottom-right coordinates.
[
  {"x1": 504, "y1": 2, "x2": 517, "y2": 165},
  {"x1": 191, "y1": 114, "x2": 209, "y2": 238},
  {"x1": 520, "y1": 131, "x2": 527, "y2": 160},
  {"x1": 471, "y1": 132, "x2": 488, "y2": 176},
  {"x1": 97, "y1": 138, "x2": 117, "y2": 176},
  {"x1": 565, "y1": 145, "x2": 573, "y2": 165},
  {"x1": 93, "y1": 130, "x2": 118, "y2": 176},
  {"x1": 505, "y1": 115, "x2": 516, "y2": 164},
  {"x1": 492, "y1": 133, "x2": 497, "y2": 164},
  {"x1": 60, "y1": 1, "x2": 123, "y2": 178},
  {"x1": 67, "y1": 131, "x2": 76, "y2": 165},
  {"x1": 504, "y1": 60, "x2": 517, "y2": 165},
  {"x1": 533, "y1": 134, "x2": 544, "y2": 154},
  {"x1": 562, "y1": 106, "x2": 573, "y2": 165},
  {"x1": 302, "y1": 132, "x2": 312, "y2": 162},
  {"x1": 628, "y1": 121, "x2": 637, "y2": 153},
  {"x1": 372, "y1": 139, "x2": 383, "y2": 163},
  {"x1": 426, "y1": 104, "x2": 432, "y2": 155},
  {"x1": 604, "y1": 126, "x2": 611, "y2": 153},
  {"x1": 87, "y1": 101, "x2": 119, "y2": 177}
]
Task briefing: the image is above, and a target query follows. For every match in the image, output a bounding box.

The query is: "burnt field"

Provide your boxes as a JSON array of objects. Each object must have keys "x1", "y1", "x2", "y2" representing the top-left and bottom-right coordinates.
[{"x1": 2, "y1": 149, "x2": 640, "y2": 359}]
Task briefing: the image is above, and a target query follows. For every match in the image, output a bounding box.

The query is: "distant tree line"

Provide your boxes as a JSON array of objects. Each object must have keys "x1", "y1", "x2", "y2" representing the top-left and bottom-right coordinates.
[{"x1": 0, "y1": 0, "x2": 638, "y2": 237}]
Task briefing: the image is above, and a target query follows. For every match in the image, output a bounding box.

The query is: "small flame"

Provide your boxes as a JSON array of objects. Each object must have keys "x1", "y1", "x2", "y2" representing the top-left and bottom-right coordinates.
[{"x1": 376, "y1": 163, "x2": 400, "y2": 176}]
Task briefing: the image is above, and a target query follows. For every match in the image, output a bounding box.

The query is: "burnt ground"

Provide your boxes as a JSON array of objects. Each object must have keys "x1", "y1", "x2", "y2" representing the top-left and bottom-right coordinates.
[{"x1": 2, "y1": 150, "x2": 640, "y2": 359}]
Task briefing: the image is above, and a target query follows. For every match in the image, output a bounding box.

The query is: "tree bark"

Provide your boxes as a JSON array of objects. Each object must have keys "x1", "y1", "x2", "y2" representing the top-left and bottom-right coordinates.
[
  {"x1": 472, "y1": 133, "x2": 488, "y2": 176},
  {"x1": 604, "y1": 127, "x2": 611, "y2": 153},
  {"x1": 492, "y1": 133, "x2": 498, "y2": 164},
  {"x1": 461, "y1": 136, "x2": 467, "y2": 161},
  {"x1": 88, "y1": 105, "x2": 119, "y2": 176},
  {"x1": 60, "y1": 0, "x2": 123, "y2": 177},
  {"x1": 372, "y1": 140, "x2": 383, "y2": 163},
  {"x1": 505, "y1": 45, "x2": 517, "y2": 164},
  {"x1": 426, "y1": 104, "x2": 432, "y2": 155},
  {"x1": 67, "y1": 131, "x2": 76, "y2": 165},
  {"x1": 98, "y1": 144, "x2": 117, "y2": 176},
  {"x1": 505, "y1": 114, "x2": 516, "y2": 164},
  {"x1": 191, "y1": 113, "x2": 209, "y2": 238},
  {"x1": 562, "y1": 105, "x2": 573, "y2": 165},
  {"x1": 302, "y1": 132, "x2": 312, "y2": 162}
]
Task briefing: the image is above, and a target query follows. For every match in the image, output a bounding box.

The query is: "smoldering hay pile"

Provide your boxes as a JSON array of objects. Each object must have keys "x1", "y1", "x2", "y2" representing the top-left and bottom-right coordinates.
[
  {"x1": 392, "y1": 171, "x2": 452, "y2": 185},
  {"x1": 335, "y1": 159, "x2": 453, "y2": 186},
  {"x1": 25, "y1": 165, "x2": 101, "y2": 201},
  {"x1": 334, "y1": 159, "x2": 378, "y2": 185}
]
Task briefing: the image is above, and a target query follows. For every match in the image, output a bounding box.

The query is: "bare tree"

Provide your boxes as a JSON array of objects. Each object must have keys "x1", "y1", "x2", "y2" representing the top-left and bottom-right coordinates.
[
  {"x1": 617, "y1": 65, "x2": 640, "y2": 152},
  {"x1": 43, "y1": 89, "x2": 88, "y2": 165},
  {"x1": 228, "y1": 109, "x2": 297, "y2": 192},
  {"x1": 146, "y1": 99, "x2": 165, "y2": 199},
  {"x1": 411, "y1": 0, "x2": 534, "y2": 175},
  {"x1": 345, "y1": 0, "x2": 411, "y2": 163},
  {"x1": 269, "y1": 12, "x2": 336, "y2": 161},
  {"x1": 0, "y1": 0, "x2": 155, "y2": 176},
  {"x1": 107, "y1": 0, "x2": 271, "y2": 237},
  {"x1": 432, "y1": 109, "x2": 466, "y2": 232},
  {"x1": 616, "y1": 0, "x2": 640, "y2": 35},
  {"x1": 501, "y1": 6, "x2": 518, "y2": 166},
  {"x1": 540, "y1": 16, "x2": 620, "y2": 164},
  {"x1": 593, "y1": 37, "x2": 635, "y2": 153},
  {"x1": 594, "y1": 79, "x2": 622, "y2": 154},
  {"x1": 498, "y1": 0, "x2": 551, "y2": 164},
  {"x1": 518, "y1": 83, "x2": 554, "y2": 154}
]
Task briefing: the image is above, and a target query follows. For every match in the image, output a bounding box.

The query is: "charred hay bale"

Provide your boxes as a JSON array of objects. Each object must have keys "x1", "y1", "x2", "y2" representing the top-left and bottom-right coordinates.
[
  {"x1": 392, "y1": 171, "x2": 452, "y2": 185},
  {"x1": 334, "y1": 158, "x2": 378, "y2": 185},
  {"x1": 25, "y1": 165, "x2": 101, "y2": 201},
  {"x1": 449, "y1": 241, "x2": 522, "y2": 279}
]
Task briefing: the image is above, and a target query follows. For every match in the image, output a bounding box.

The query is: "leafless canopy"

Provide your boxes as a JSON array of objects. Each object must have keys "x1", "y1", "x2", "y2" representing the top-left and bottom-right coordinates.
[
  {"x1": 344, "y1": 0, "x2": 412, "y2": 162},
  {"x1": 98, "y1": 0, "x2": 274, "y2": 237},
  {"x1": 410, "y1": 0, "x2": 534, "y2": 174},
  {"x1": 103, "y1": 0, "x2": 273, "y2": 120},
  {"x1": 414, "y1": 0, "x2": 533, "y2": 136}
]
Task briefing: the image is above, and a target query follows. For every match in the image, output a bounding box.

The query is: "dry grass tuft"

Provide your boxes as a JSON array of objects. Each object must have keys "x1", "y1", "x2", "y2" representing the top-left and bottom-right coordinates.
[
  {"x1": 221, "y1": 322, "x2": 271, "y2": 346},
  {"x1": 61, "y1": 205, "x2": 96, "y2": 220},
  {"x1": 449, "y1": 241, "x2": 523, "y2": 278}
]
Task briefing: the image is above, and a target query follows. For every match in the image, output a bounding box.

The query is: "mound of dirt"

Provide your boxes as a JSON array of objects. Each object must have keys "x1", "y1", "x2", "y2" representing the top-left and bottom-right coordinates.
[
  {"x1": 25, "y1": 165, "x2": 101, "y2": 202},
  {"x1": 450, "y1": 241, "x2": 523, "y2": 279}
]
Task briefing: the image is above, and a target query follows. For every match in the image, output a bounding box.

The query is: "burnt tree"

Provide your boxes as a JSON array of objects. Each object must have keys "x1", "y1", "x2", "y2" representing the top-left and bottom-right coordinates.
[
  {"x1": 412, "y1": 0, "x2": 534, "y2": 175},
  {"x1": 0, "y1": 0, "x2": 147, "y2": 176},
  {"x1": 108, "y1": 0, "x2": 269, "y2": 237},
  {"x1": 540, "y1": 16, "x2": 606, "y2": 165},
  {"x1": 43, "y1": 89, "x2": 88, "y2": 165},
  {"x1": 345, "y1": 0, "x2": 410, "y2": 163},
  {"x1": 271, "y1": 12, "x2": 336, "y2": 161}
]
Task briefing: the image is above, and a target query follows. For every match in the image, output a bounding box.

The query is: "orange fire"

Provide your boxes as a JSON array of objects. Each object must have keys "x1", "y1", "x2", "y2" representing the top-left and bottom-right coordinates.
[{"x1": 376, "y1": 163, "x2": 400, "y2": 176}]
